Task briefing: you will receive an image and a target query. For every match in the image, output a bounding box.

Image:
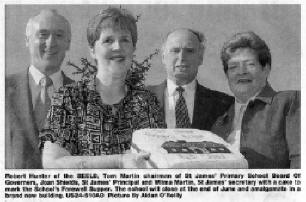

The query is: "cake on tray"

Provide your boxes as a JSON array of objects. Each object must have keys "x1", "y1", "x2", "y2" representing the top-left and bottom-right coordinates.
[{"x1": 131, "y1": 129, "x2": 248, "y2": 168}]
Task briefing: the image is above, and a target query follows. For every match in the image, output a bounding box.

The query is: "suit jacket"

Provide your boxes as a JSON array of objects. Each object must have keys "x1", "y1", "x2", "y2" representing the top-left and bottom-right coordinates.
[
  {"x1": 147, "y1": 80, "x2": 233, "y2": 130},
  {"x1": 211, "y1": 84, "x2": 300, "y2": 168},
  {"x1": 5, "y1": 68, "x2": 74, "y2": 169}
]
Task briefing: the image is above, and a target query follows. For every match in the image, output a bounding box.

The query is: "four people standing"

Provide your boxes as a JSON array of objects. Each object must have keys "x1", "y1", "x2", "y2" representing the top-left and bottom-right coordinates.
[{"x1": 5, "y1": 8, "x2": 300, "y2": 169}]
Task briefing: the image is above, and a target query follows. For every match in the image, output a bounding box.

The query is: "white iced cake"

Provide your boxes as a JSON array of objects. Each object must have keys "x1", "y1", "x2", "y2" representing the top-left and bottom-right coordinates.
[{"x1": 131, "y1": 129, "x2": 248, "y2": 168}]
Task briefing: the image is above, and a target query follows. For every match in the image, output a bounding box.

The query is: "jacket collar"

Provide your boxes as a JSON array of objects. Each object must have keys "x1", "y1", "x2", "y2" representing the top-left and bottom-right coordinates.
[
  {"x1": 223, "y1": 83, "x2": 276, "y2": 119},
  {"x1": 212, "y1": 83, "x2": 276, "y2": 139},
  {"x1": 254, "y1": 83, "x2": 276, "y2": 105}
]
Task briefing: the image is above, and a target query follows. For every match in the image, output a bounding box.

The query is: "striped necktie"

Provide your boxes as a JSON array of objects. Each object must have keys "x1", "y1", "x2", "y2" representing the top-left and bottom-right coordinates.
[
  {"x1": 175, "y1": 86, "x2": 191, "y2": 128},
  {"x1": 34, "y1": 76, "x2": 53, "y2": 130}
]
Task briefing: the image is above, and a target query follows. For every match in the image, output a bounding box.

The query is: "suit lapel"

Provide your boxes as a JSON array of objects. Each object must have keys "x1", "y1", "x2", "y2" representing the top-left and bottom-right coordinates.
[
  {"x1": 62, "y1": 71, "x2": 74, "y2": 85},
  {"x1": 13, "y1": 70, "x2": 39, "y2": 149},
  {"x1": 192, "y1": 83, "x2": 213, "y2": 129},
  {"x1": 148, "y1": 81, "x2": 166, "y2": 111},
  {"x1": 157, "y1": 81, "x2": 166, "y2": 109},
  {"x1": 211, "y1": 104, "x2": 234, "y2": 140},
  {"x1": 15, "y1": 71, "x2": 73, "y2": 150},
  {"x1": 154, "y1": 81, "x2": 166, "y2": 122}
]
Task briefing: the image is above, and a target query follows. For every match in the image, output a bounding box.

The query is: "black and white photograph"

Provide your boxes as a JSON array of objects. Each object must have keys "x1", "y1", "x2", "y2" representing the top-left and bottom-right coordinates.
[{"x1": 2, "y1": 1, "x2": 303, "y2": 202}]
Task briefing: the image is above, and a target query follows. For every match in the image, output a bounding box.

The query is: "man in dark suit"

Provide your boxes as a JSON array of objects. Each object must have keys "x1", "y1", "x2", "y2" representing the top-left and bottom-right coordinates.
[
  {"x1": 211, "y1": 31, "x2": 300, "y2": 168},
  {"x1": 148, "y1": 28, "x2": 233, "y2": 130},
  {"x1": 5, "y1": 9, "x2": 74, "y2": 169}
]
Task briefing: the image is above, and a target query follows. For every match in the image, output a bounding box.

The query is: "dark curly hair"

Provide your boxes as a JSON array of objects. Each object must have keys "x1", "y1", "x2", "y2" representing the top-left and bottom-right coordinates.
[{"x1": 221, "y1": 31, "x2": 271, "y2": 73}]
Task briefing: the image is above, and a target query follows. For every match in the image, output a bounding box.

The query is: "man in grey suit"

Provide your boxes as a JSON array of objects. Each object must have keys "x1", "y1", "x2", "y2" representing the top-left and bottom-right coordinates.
[
  {"x1": 6, "y1": 9, "x2": 74, "y2": 168},
  {"x1": 148, "y1": 28, "x2": 233, "y2": 130}
]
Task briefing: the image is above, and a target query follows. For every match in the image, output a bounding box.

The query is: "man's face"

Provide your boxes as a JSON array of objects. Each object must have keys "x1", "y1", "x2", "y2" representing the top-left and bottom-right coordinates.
[
  {"x1": 162, "y1": 29, "x2": 203, "y2": 86},
  {"x1": 26, "y1": 13, "x2": 70, "y2": 75},
  {"x1": 226, "y1": 48, "x2": 270, "y2": 102}
]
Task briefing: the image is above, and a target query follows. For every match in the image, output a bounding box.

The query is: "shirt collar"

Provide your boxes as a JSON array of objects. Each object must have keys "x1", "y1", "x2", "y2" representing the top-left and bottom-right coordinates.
[
  {"x1": 167, "y1": 78, "x2": 196, "y2": 96},
  {"x1": 234, "y1": 100, "x2": 248, "y2": 117},
  {"x1": 235, "y1": 94, "x2": 257, "y2": 105},
  {"x1": 29, "y1": 65, "x2": 44, "y2": 85},
  {"x1": 234, "y1": 89, "x2": 259, "y2": 117},
  {"x1": 29, "y1": 65, "x2": 63, "y2": 89},
  {"x1": 49, "y1": 70, "x2": 63, "y2": 90},
  {"x1": 234, "y1": 83, "x2": 276, "y2": 105}
]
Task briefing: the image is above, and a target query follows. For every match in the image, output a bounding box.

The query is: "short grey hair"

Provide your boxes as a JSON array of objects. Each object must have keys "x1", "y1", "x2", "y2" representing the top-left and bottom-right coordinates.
[
  {"x1": 161, "y1": 28, "x2": 206, "y2": 54},
  {"x1": 25, "y1": 9, "x2": 71, "y2": 42}
]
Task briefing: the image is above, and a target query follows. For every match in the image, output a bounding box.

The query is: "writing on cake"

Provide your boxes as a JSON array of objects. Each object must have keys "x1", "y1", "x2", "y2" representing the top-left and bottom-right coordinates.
[{"x1": 162, "y1": 140, "x2": 231, "y2": 154}]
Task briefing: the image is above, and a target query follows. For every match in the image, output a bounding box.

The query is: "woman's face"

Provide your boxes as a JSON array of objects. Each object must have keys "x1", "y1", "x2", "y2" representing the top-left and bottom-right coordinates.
[{"x1": 90, "y1": 27, "x2": 135, "y2": 84}]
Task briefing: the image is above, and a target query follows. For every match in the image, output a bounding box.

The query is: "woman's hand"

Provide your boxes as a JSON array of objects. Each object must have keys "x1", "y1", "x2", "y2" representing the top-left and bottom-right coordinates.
[{"x1": 120, "y1": 152, "x2": 150, "y2": 168}]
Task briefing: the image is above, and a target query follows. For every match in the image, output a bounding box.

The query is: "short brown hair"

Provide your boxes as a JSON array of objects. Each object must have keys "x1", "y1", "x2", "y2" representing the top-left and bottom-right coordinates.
[{"x1": 87, "y1": 7, "x2": 137, "y2": 48}]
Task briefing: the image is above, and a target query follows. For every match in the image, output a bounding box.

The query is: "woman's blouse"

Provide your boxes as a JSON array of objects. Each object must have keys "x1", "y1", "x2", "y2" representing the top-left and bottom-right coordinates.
[{"x1": 39, "y1": 81, "x2": 165, "y2": 155}]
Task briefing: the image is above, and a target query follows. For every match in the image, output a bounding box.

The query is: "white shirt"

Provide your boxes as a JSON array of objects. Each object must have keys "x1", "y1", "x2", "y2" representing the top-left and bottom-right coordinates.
[
  {"x1": 227, "y1": 94, "x2": 259, "y2": 151},
  {"x1": 164, "y1": 79, "x2": 196, "y2": 128},
  {"x1": 227, "y1": 101, "x2": 248, "y2": 151},
  {"x1": 29, "y1": 65, "x2": 63, "y2": 108}
]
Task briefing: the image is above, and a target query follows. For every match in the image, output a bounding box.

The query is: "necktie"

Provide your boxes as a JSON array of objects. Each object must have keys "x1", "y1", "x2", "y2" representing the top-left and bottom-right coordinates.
[
  {"x1": 34, "y1": 76, "x2": 53, "y2": 130},
  {"x1": 175, "y1": 86, "x2": 191, "y2": 128}
]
